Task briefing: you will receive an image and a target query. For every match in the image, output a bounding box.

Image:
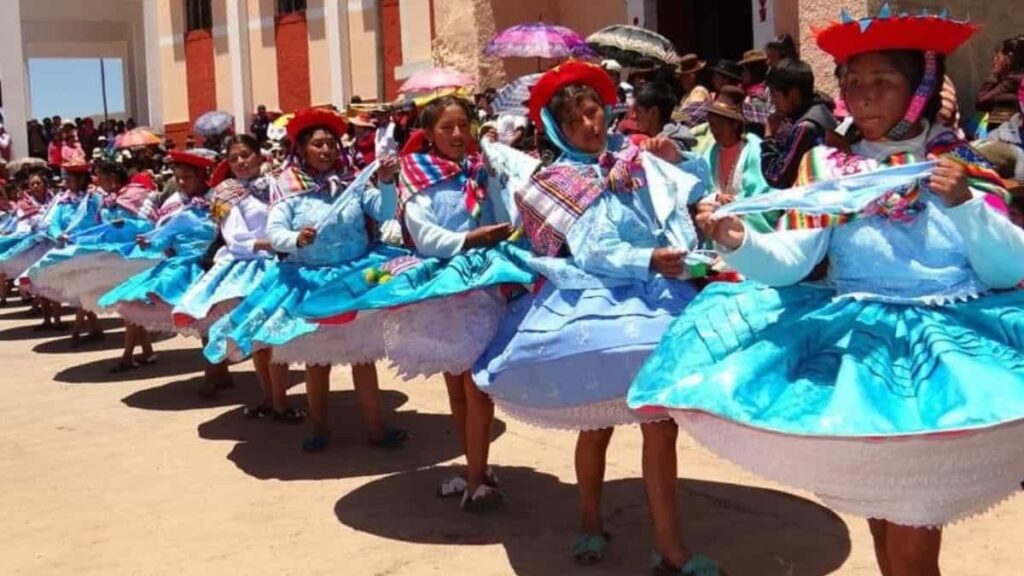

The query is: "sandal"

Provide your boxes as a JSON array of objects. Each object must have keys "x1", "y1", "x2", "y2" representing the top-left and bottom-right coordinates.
[
  {"x1": 572, "y1": 532, "x2": 612, "y2": 565},
  {"x1": 367, "y1": 428, "x2": 408, "y2": 449},
  {"x1": 108, "y1": 361, "x2": 139, "y2": 374},
  {"x1": 272, "y1": 407, "x2": 306, "y2": 424},
  {"x1": 242, "y1": 404, "x2": 273, "y2": 419},
  {"x1": 461, "y1": 484, "x2": 504, "y2": 513},
  {"x1": 302, "y1": 434, "x2": 330, "y2": 453},
  {"x1": 136, "y1": 354, "x2": 159, "y2": 366},
  {"x1": 652, "y1": 553, "x2": 723, "y2": 576},
  {"x1": 437, "y1": 468, "x2": 500, "y2": 499}
]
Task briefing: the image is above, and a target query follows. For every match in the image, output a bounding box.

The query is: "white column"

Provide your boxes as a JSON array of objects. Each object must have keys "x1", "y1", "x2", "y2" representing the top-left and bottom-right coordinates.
[
  {"x1": 142, "y1": 0, "x2": 164, "y2": 132},
  {"x1": 325, "y1": 0, "x2": 353, "y2": 109},
  {"x1": 0, "y1": 0, "x2": 30, "y2": 158},
  {"x1": 226, "y1": 0, "x2": 253, "y2": 134}
]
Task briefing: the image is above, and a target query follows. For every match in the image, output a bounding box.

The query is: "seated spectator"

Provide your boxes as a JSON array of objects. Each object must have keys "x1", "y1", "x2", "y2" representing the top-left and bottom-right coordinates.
[
  {"x1": 633, "y1": 81, "x2": 697, "y2": 153},
  {"x1": 765, "y1": 34, "x2": 798, "y2": 68},
  {"x1": 762, "y1": 58, "x2": 838, "y2": 188},
  {"x1": 977, "y1": 37, "x2": 1024, "y2": 131}
]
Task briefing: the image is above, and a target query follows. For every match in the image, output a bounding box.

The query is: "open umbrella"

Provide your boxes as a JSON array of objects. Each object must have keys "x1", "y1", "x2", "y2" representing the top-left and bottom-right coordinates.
[
  {"x1": 115, "y1": 128, "x2": 162, "y2": 149},
  {"x1": 492, "y1": 74, "x2": 542, "y2": 117},
  {"x1": 587, "y1": 25, "x2": 680, "y2": 66},
  {"x1": 399, "y1": 67, "x2": 475, "y2": 96},
  {"x1": 7, "y1": 157, "x2": 47, "y2": 177},
  {"x1": 485, "y1": 22, "x2": 594, "y2": 60},
  {"x1": 193, "y1": 110, "x2": 234, "y2": 137}
]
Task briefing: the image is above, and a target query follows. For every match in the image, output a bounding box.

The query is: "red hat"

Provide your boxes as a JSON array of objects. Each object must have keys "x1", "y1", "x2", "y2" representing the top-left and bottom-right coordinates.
[
  {"x1": 168, "y1": 150, "x2": 218, "y2": 171},
  {"x1": 814, "y1": 4, "x2": 977, "y2": 64},
  {"x1": 209, "y1": 160, "x2": 232, "y2": 188},
  {"x1": 287, "y1": 108, "x2": 348, "y2": 142},
  {"x1": 61, "y1": 160, "x2": 91, "y2": 174},
  {"x1": 527, "y1": 61, "x2": 618, "y2": 124}
]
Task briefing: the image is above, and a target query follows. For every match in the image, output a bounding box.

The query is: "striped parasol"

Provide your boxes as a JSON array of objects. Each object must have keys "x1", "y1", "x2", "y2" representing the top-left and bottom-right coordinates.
[
  {"x1": 484, "y1": 22, "x2": 594, "y2": 59},
  {"x1": 492, "y1": 74, "x2": 542, "y2": 117},
  {"x1": 587, "y1": 25, "x2": 680, "y2": 66}
]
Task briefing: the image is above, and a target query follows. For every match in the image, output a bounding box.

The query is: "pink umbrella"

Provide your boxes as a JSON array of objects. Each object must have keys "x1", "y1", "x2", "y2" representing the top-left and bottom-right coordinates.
[
  {"x1": 485, "y1": 22, "x2": 594, "y2": 60},
  {"x1": 399, "y1": 67, "x2": 475, "y2": 96},
  {"x1": 115, "y1": 128, "x2": 162, "y2": 149}
]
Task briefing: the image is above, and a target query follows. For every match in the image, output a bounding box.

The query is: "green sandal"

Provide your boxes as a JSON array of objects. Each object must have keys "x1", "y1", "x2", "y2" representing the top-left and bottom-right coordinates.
[
  {"x1": 572, "y1": 532, "x2": 611, "y2": 565},
  {"x1": 652, "y1": 553, "x2": 722, "y2": 575}
]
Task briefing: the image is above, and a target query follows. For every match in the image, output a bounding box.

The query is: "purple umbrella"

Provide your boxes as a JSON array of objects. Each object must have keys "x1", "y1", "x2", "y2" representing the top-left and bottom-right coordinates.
[{"x1": 484, "y1": 22, "x2": 595, "y2": 60}]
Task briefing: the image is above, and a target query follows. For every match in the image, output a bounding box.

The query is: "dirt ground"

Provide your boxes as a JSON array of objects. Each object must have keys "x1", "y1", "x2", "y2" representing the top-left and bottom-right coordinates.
[{"x1": 0, "y1": 302, "x2": 1022, "y2": 575}]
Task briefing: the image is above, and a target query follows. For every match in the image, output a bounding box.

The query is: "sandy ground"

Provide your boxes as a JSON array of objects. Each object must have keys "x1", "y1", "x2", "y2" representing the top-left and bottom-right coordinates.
[{"x1": 0, "y1": 301, "x2": 1022, "y2": 575}]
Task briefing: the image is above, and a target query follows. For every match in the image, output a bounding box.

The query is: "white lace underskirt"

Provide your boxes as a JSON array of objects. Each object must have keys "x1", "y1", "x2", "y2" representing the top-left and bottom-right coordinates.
[
  {"x1": 20, "y1": 281, "x2": 79, "y2": 307},
  {"x1": 175, "y1": 299, "x2": 238, "y2": 340},
  {"x1": 494, "y1": 397, "x2": 670, "y2": 431},
  {"x1": 0, "y1": 244, "x2": 50, "y2": 279},
  {"x1": 674, "y1": 411, "x2": 1024, "y2": 527},
  {"x1": 383, "y1": 290, "x2": 505, "y2": 380},
  {"x1": 257, "y1": 313, "x2": 386, "y2": 367},
  {"x1": 37, "y1": 256, "x2": 157, "y2": 315},
  {"x1": 114, "y1": 301, "x2": 175, "y2": 333}
]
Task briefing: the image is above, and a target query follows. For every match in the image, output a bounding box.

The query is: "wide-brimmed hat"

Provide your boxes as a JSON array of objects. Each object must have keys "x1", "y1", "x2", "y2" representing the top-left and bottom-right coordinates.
[
  {"x1": 286, "y1": 108, "x2": 348, "y2": 142},
  {"x1": 706, "y1": 86, "x2": 747, "y2": 123},
  {"x1": 814, "y1": 4, "x2": 977, "y2": 64},
  {"x1": 708, "y1": 59, "x2": 743, "y2": 81},
  {"x1": 349, "y1": 111, "x2": 377, "y2": 128},
  {"x1": 676, "y1": 54, "x2": 706, "y2": 75},
  {"x1": 168, "y1": 149, "x2": 218, "y2": 171},
  {"x1": 738, "y1": 50, "x2": 768, "y2": 66},
  {"x1": 528, "y1": 61, "x2": 618, "y2": 124}
]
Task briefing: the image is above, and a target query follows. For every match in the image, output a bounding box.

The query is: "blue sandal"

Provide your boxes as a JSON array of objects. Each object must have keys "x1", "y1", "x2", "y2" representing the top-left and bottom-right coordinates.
[
  {"x1": 652, "y1": 553, "x2": 723, "y2": 575},
  {"x1": 302, "y1": 434, "x2": 330, "y2": 453},
  {"x1": 572, "y1": 532, "x2": 611, "y2": 564},
  {"x1": 368, "y1": 428, "x2": 408, "y2": 449}
]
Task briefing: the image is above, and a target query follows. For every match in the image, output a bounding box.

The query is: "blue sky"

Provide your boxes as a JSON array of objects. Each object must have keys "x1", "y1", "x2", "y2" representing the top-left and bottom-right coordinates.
[{"x1": 28, "y1": 58, "x2": 126, "y2": 120}]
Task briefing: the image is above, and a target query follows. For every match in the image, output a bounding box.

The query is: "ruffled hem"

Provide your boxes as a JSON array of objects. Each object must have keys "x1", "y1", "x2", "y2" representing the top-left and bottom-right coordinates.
[
  {"x1": 30, "y1": 252, "x2": 158, "y2": 306},
  {"x1": 174, "y1": 299, "x2": 238, "y2": 339},
  {"x1": 383, "y1": 290, "x2": 505, "y2": 380},
  {"x1": 255, "y1": 315, "x2": 386, "y2": 367},
  {"x1": 113, "y1": 300, "x2": 175, "y2": 333},
  {"x1": 673, "y1": 410, "x2": 1024, "y2": 527},
  {"x1": 19, "y1": 279, "x2": 79, "y2": 306},
  {"x1": 494, "y1": 397, "x2": 670, "y2": 431}
]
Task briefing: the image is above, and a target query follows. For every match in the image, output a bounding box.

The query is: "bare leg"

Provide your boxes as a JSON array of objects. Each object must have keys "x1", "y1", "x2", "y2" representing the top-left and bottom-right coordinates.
[
  {"x1": 886, "y1": 522, "x2": 942, "y2": 576},
  {"x1": 38, "y1": 298, "x2": 52, "y2": 327},
  {"x1": 50, "y1": 299, "x2": 64, "y2": 328},
  {"x1": 86, "y1": 311, "x2": 102, "y2": 336},
  {"x1": 268, "y1": 360, "x2": 292, "y2": 412},
  {"x1": 201, "y1": 336, "x2": 233, "y2": 390},
  {"x1": 443, "y1": 372, "x2": 469, "y2": 457},
  {"x1": 0, "y1": 274, "x2": 7, "y2": 306},
  {"x1": 576, "y1": 428, "x2": 614, "y2": 536},
  {"x1": 641, "y1": 419, "x2": 692, "y2": 568},
  {"x1": 252, "y1": 348, "x2": 276, "y2": 409},
  {"x1": 121, "y1": 322, "x2": 138, "y2": 365},
  {"x1": 463, "y1": 371, "x2": 495, "y2": 492},
  {"x1": 869, "y1": 519, "x2": 893, "y2": 576},
  {"x1": 352, "y1": 363, "x2": 385, "y2": 439},
  {"x1": 72, "y1": 307, "x2": 86, "y2": 339},
  {"x1": 138, "y1": 327, "x2": 154, "y2": 358},
  {"x1": 306, "y1": 364, "x2": 331, "y2": 437}
]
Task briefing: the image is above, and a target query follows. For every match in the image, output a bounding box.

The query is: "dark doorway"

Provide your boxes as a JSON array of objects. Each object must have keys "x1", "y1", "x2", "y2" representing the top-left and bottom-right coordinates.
[{"x1": 657, "y1": 0, "x2": 754, "y2": 63}]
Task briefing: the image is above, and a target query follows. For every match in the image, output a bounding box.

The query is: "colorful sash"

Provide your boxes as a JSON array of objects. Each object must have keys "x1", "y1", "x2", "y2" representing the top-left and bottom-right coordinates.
[
  {"x1": 398, "y1": 153, "x2": 487, "y2": 221},
  {"x1": 104, "y1": 183, "x2": 157, "y2": 221},
  {"x1": 17, "y1": 192, "x2": 52, "y2": 220}
]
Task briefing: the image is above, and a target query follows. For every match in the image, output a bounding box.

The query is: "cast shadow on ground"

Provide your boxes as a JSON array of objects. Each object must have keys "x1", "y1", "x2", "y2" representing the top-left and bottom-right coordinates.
[
  {"x1": 197, "y1": 389, "x2": 506, "y2": 482},
  {"x1": 334, "y1": 465, "x2": 852, "y2": 576},
  {"x1": 121, "y1": 368, "x2": 305, "y2": 412},
  {"x1": 32, "y1": 323, "x2": 174, "y2": 354},
  {"x1": 53, "y1": 347, "x2": 207, "y2": 384}
]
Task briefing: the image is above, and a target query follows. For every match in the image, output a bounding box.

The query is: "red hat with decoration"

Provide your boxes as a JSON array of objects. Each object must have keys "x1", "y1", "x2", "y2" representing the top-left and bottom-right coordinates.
[
  {"x1": 813, "y1": 3, "x2": 977, "y2": 64},
  {"x1": 168, "y1": 149, "x2": 218, "y2": 171},
  {"x1": 527, "y1": 61, "x2": 618, "y2": 125},
  {"x1": 286, "y1": 107, "x2": 348, "y2": 142}
]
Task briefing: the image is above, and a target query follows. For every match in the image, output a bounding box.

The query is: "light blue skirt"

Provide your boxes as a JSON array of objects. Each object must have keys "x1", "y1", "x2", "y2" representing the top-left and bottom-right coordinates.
[
  {"x1": 627, "y1": 281, "x2": 1024, "y2": 526},
  {"x1": 172, "y1": 257, "x2": 274, "y2": 338},
  {"x1": 204, "y1": 246, "x2": 407, "y2": 366},
  {"x1": 97, "y1": 253, "x2": 208, "y2": 332},
  {"x1": 473, "y1": 276, "x2": 697, "y2": 430}
]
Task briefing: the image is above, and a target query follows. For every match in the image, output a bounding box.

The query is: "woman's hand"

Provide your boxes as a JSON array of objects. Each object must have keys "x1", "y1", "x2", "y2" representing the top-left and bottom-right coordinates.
[
  {"x1": 135, "y1": 235, "x2": 150, "y2": 248},
  {"x1": 463, "y1": 223, "x2": 514, "y2": 249},
  {"x1": 253, "y1": 239, "x2": 274, "y2": 253},
  {"x1": 641, "y1": 136, "x2": 682, "y2": 164},
  {"x1": 164, "y1": 247, "x2": 176, "y2": 257},
  {"x1": 651, "y1": 247, "x2": 686, "y2": 277},
  {"x1": 111, "y1": 218, "x2": 125, "y2": 229},
  {"x1": 378, "y1": 155, "x2": 399, "y2": 184},
  {"x1": 296, "y1": 227, "x2": 317, "y2": 248},
  {"x1": 56, "y1": 234, "x2": 69, "y2": 248},
  {"x1": 927, "y1": 156, "x2": 971, "y2": 208},
  {"x1": 708, "y1": 215, "x2": 746, "y2": 250}
]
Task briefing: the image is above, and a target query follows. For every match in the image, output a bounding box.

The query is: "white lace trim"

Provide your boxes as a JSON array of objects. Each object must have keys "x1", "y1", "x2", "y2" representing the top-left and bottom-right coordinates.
[
  {"x1": 673, "y1": 411, "x2": 1024, "y2": 527},
  {"x1": 383, "y1": 290, "x2": 505, "y2": 380},
  {"x1": 114, "y1": 301, "x2": 176, "y2": 333},
  {"x1": 32, "y1": 255, "x2": 156, "y2": 308},
  {"x1": 21, "y1": 282, "x2": 79, "y2": 306},
  {"x1": 494, "y1": 397, "x2": 669, "y2": 431},
  {"x1": 264, "y1": 314, "x2": 386, "y2": 367},
  {"x1": 175, "y1": 300, "x2": 238, "y2": 339}
]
